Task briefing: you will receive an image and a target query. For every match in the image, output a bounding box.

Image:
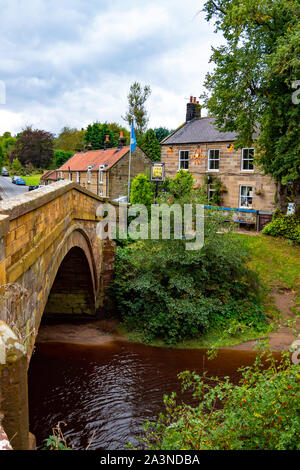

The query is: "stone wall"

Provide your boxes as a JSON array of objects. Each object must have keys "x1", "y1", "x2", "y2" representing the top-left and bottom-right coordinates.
[{"x1": 161, "y1": 142, "x2": 275, "y2": 212}]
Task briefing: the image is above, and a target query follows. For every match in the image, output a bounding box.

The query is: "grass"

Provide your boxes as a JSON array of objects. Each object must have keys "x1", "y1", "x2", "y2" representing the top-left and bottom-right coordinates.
[
  {"x1": 22, "y1": 174, "x2": 42, "y2": 186},
  {"x1": 118, "y1": 233, "x2": 300, "y2": 349}
]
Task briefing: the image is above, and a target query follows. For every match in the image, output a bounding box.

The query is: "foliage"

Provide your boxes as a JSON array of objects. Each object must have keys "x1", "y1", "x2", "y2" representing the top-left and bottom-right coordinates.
[
  {"x1": 110, "y1": 215, "x2": 264, "y2": 345},
  {"x1": 84, "y1": 122, "x2": 118, "y2": 150},
  {"x1": 10, "y1": 158, "x2": 24, "y2": 176},
  {"x1": 43, "y1": 422, "x2": 72, "y2": 450},
  {"x1": 23, "y1": 174, "x2": 41, "y2": 186},
  {"x1": 130, "y1": 174, "x2": 154, "y2": 211},
  {"x1": 154, "y1": 127, "x2": 173, "y2": 143},
  {"x1": 140, "y1": 128, "x2": 161, "y2": 161},
  {"x1": 139, "y1": 352, "x2": 300, "y2": 450},
  {"x1": 202, "y1": 0, "x2": 300, "y2": 209},
  {"x1": 54, "y1": 127, "x2": 85, "y2": 152},
  {"x1": 0, "y1": 131, "x2": 17, "y2": 163},
  {"x1": 54, "y1": 149, "x2": 74, "y2": 168},
  {"x1": 168, "y1": 170, "x2": 194, "y2": 200},
  {"x1": 123, "y1": 81, "x2": 151, "y2": 137},
  {"x1": 204, "y1": 174, "x2": 227, "y2": 205},
  {"x1": 10, "y1": 127, "x2": 54, "y2": 168},
  {"x1": 262, "y1": 214, "x2": 300, "y2": 244}
]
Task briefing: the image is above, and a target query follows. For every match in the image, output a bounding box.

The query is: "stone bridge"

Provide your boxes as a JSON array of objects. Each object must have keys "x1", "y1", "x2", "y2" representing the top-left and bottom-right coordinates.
[{"x1": 0, "y1": 181, "x2": 116, "y2": 450}]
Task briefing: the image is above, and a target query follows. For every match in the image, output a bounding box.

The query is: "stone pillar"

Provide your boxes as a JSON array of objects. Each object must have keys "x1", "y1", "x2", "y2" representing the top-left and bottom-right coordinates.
[{"x1": 0, "y1": 321, "x2": 30, "y2": 450}]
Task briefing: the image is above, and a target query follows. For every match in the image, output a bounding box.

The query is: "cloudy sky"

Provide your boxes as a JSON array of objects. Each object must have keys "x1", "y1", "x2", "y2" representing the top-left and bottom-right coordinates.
[{"x1": 0, "y1": 0, "x2": 224, "y2": 136}]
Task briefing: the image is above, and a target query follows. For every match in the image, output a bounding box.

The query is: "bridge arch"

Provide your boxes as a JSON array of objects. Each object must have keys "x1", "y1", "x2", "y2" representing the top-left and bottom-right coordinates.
[{"x1": 0, "y1": 181, "x2": 117, "y2": 449}]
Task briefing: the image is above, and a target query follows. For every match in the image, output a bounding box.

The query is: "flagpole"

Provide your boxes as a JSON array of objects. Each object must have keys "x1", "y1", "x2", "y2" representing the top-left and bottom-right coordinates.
[{"x1": 127, "y1": 120, "x2": 133, "y2": 203}]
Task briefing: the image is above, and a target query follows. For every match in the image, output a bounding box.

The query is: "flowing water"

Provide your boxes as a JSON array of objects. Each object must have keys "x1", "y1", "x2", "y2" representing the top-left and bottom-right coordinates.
[{"x1": 28, "y1": 331, "x2": 273, "y2": 450}]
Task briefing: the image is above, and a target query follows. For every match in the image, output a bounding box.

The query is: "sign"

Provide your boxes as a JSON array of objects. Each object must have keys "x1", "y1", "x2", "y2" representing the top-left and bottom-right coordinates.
[
  {"x1": 151, "y1": 162, "x2": 165, "y2": 182},
  {"x1": 287, "y1": 203, "x2": 295, "y2": 215}
]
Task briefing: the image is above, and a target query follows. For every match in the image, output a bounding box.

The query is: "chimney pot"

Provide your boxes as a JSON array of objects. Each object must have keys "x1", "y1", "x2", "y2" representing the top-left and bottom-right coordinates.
[
  {"x1": 104, "y1": 134, "x2": 110, "y2": 150},
  {"x1": 118, "y1": 131, "x2": 127, "y2": 149},
  {"x1": 190, "y1": 96, "x2": 193, "y2": 103}
]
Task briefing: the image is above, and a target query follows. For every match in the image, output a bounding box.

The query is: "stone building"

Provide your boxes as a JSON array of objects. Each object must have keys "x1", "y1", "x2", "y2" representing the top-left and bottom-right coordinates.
[
  {"x1": 57, "y1": 134, "x2": 151, "y2": 200},
  {"x1": 161, "y1": 97, "x2": 276, "y2": 224}
]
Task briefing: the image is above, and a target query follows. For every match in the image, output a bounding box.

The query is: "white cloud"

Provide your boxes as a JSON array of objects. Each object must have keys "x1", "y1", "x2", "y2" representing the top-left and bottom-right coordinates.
[{"x1": 0, "y1": 0, "x2": 224, "y2": 136}]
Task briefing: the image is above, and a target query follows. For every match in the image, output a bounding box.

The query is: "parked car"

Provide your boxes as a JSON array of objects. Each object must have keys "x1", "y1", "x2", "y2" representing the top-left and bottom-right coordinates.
[
  {"x1": 16, "y1": 178, "x2": 26, "y2": 185},
  {"x1": 12, "y1": 176, "x2": 21, "y2": 184},
  {"x1": 28, "y1": 184, "x2": 45, "y2": 191},
  {"x1": 1, "y1": 167, "x2": 9, "y2": 176}
]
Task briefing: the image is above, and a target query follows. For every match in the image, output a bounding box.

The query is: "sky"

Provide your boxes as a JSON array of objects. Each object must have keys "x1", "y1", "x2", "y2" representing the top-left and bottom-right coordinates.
[{"x1": 0, "y1": 0, "x2": 224, "y2": 136}]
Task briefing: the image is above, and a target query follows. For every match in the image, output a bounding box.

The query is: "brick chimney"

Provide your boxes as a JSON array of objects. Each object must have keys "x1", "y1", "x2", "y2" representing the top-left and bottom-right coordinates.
[
  {"x1": 118, "y1": 131, "x2": 127, "y2": 149},
  {"x1": 186, "y1": 96, "x2": 201, "y2": 122},
  {"x1": 104, "y1": 134, "x2": 110, "y2": 150}
]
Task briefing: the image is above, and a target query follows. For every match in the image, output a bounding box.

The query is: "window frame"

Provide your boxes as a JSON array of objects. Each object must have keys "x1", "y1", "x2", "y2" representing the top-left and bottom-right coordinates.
[
  {"x1": 208, "y1": 149, "x2": 220, "y2": 172},
  {"x1": 76, "y1": 171, "x2": 80, "y2": 183},
  {"x1": 87, "y1": 166, "x2": 92, "y2": 184},
  {"x1": 241, "y1": 148, "x2": 255, "y2": 171},
  {"x1": 99, "y1": 165, "x2": 104, "y2": 184},
  {"x1": 239, "y1": 185, "x2": 253, "y2": 208},
  {"x1": 178, "y1": 150, "x2": 189, "y2": 170}
]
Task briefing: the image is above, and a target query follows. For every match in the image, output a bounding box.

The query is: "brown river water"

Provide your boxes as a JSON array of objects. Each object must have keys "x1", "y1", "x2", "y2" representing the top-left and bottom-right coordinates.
[{"x1": 28, "y1": 323, "x2": 279, "y2": 450}]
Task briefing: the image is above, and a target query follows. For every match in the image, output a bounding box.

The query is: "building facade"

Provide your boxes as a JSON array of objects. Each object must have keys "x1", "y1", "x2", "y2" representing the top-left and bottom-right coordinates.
[
  {"x1": 161, "y1": 97, "x2": 276, "y2": 216},
  {"x1": 56, "y1": 135, "x2": 151, "y2": 201}
]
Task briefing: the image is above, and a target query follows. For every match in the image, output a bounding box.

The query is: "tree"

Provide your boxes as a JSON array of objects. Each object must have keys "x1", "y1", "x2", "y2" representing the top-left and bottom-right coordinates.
[
  {"x1": 130, "y1": 174, "x2": 154, "y2": 211},
  {"x1": 54, "y1": 127, "x2": 85, "y2": 152},
  {"x1": 202, "y1": 0, "x2": 300, "y2": 211},
  {"x1": 11, "y1": 158, "x2": 23, "y2": 176},
  {"x1": 54, "y1": 150, "x2": 74, "y2": 168},
  {"x1": 10, "y1": 127, "x2": 54, "y2": 168},
  {"x1": 154, "y1": 127, "x2": 173, "y2": 142},
  {"x1": 123, "y1": 82, "x2": 151, "y2": 136},
  {"x1": 168, "y1": 170, "x2": 194, "y2": 200},
  {"x1": 84, "y1": 123, "x2": 118, "y2": 150},
  {"x1": 140, "y1": 129, "x2": 161, "y2": 161}
]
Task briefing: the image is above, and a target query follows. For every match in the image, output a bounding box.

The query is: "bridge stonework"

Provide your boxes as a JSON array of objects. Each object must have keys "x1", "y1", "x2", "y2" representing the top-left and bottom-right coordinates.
[{"x1": 0, "y1": 181, "x2": 116, "y2": 449}]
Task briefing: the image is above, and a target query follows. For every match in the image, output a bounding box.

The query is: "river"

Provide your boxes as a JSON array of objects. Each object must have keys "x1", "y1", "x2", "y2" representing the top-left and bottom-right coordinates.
[{"x1": 28, "y1": 322, "x2": 273, "y2": 450}]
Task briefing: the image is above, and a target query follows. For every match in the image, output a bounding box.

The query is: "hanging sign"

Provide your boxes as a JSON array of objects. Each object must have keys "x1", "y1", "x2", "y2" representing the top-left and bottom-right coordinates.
[{"x1": 151, "y1": 162, "x2": 165, "y2": 182}]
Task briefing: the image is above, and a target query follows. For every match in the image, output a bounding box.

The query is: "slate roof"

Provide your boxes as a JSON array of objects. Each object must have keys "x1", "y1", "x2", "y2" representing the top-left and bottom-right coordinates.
[
  {"x1": 162, "y1": 117, "x2": 238, "y2": 145},
  {"x1": 58, "y1": 146, "x2": 130, "y2": 172}
]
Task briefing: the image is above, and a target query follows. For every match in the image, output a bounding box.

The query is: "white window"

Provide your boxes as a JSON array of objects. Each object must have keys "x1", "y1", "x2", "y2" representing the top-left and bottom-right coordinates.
[
  {"x1": 59, "y1": 171, "x2": 63, "y2": 179},
  {"x1": 208, "y1": 149, "x2": 220, "y2": 171},
  {"x1": 87, "y1": 165, "x2": 92, "y2": 184},
  {"x1": 242, "y1": 148, "x2": 254, "y2": 171},
  {"x1": 69, "y1": 171, "x2": 72, "y2": 181},
  {"x1": 99, "y1": 165, "x2": 104, "y2": 184},
  {"x1": 76, "y1": 171, "x2": 80, "y2": 183},
  {"x1": 179, "y1": 150, "x2": 189, "y2": 170},
  {"x1": 239, "y1": 185, "x2": 253, "y2": 208},
  {"x1": 99, "y1": 190, "x2": 103, "y2": 197}
]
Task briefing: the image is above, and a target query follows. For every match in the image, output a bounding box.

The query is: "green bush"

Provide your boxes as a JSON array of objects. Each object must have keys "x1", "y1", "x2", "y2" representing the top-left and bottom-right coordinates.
[
  {"x1": 130, "y1": 174, "x2": 154, "y2": 211},
  {"x1": 262, "y1": 214, "x2": 300, "y2": 244},
  {"x1": 109, "y1": 214, "x2": 264, "y2": 345},
  {"x1": 139, "y1": 352, "x2": 300, "y2": 450},
  {"x1": 168, "y1": 170, "x2": 194, "y2": 199}
]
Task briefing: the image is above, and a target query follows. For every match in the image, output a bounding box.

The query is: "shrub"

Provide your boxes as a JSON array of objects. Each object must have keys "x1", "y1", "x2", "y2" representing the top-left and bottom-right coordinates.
[
  {"x1": 168, "y1": 170, "x2": 194, "y2": 199},
  {"x1": 109, "y1": 214, "x2": 264, "y2": 345},
  {"x1": 139, "y1": 352, "x2": 300, "y2": 450},
  {"x1": 262, "y1": 214, "x2": 300, "y2": 244},
  {"x1": 130, "y1": 174, "x2": 154, "y2": 211}
]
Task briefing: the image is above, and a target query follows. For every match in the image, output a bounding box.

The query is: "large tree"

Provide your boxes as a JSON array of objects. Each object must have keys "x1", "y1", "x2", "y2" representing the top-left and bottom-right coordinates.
[
  {"x1": 10, "y1": 127, "x2": 54, "y2": 168},
  {"x1": 84, "y1": 123, "x2": 118, "y2": 150},
  {"x1": 154, "y1": 127, "x2": 173, "y2": 143},
  {"x1": 202, "y1": 0, "x2": 300, "y2": 210},
  {"x1": 123, "y1": 82, "x2": 151, "y2": 137},
  {"x1": 54, "y1": 127, "x2": 85, "y2": 152},
  {"x1": 140, "y1": 129, "x2": 161, "y2": 161}
]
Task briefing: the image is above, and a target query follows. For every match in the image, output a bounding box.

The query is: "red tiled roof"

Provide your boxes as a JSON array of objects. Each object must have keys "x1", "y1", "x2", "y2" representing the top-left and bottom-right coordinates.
[
  {"x1": 58, "y1": 146, "x2": 130, "y2": 172},
  {"x1": 41, "y1": 170, "x2": 57, "y2": 181}
]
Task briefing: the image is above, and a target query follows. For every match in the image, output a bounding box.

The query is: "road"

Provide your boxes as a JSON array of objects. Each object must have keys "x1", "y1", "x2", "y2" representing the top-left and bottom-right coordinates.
[{"x1": 0, "y1": 176, "x2": 29, "y2": 200}]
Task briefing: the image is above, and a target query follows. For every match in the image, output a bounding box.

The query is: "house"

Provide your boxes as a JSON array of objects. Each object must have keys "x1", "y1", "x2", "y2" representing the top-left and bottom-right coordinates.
[
  {"x1": 40, "y1": 169, "x2": 58, "y2": 185},
  {"x1": 56, "y1": 133, "x2": 151, "y2": 200},
  {"x1": 161, "y1": 96, "x2": 276, "y2": 227}
]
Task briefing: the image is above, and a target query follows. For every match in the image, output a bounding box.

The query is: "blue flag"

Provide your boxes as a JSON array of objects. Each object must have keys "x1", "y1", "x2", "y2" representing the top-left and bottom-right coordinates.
[{"x1": 130, "y1": 121, "x2": 136, "y2": 152}]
